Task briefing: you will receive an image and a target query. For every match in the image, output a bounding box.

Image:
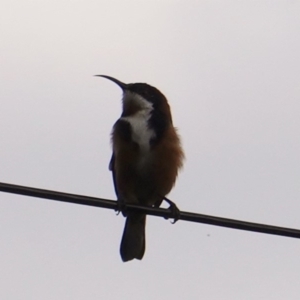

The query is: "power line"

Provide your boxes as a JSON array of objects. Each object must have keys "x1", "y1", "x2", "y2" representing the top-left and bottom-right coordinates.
[{"x1": 0, "y1": 181, "x2": 300, "y2": 239}]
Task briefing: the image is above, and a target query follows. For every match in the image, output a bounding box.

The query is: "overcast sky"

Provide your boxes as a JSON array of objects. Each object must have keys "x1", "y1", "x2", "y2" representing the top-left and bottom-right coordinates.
[{"x1": 1, "y1": 1, "x2": 300, "y2": 299}]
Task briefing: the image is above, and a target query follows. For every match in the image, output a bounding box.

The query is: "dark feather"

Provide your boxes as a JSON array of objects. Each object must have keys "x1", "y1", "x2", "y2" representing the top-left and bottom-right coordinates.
[{"x1": 109, "y1": 153, "x2": 119, "y2": 197}]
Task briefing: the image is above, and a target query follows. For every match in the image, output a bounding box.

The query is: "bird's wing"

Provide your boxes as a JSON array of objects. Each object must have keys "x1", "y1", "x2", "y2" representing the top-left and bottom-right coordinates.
[
  {"x1": 109, "y1": 153, "x2": 119, "y2": 197},
  {"x1": 109, "y1": 119, "x2": 133, "y2": 198}
]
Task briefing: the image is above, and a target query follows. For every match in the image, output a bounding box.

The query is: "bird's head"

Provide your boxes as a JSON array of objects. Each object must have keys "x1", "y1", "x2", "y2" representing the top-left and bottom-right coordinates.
[{"x1": 96, "y1": 75, "x2": 172, "y2": 122}]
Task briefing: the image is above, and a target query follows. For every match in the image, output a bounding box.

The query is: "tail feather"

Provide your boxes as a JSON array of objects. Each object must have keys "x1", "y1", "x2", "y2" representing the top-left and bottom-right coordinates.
[{"x1": 120, "y1": 213, "x2": 146, "y2": 262}]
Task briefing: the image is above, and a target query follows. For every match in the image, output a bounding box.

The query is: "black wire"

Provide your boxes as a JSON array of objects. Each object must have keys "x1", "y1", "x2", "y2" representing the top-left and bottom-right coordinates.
[{"x1": 0, "y1": 181, "x2": 300, "y2": 239}]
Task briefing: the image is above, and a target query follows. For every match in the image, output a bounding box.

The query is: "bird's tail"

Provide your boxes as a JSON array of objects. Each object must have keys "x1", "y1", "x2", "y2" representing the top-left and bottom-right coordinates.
[{"x1": 120, "y1": 213, "x2": 146, "y2": 262}]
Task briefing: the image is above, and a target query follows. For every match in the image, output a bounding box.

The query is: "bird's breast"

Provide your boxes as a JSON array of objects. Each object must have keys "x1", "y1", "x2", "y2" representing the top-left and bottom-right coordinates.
[
  {"x1": 121, "y1": 112, "x2": 155, "y2": 172},
  {"x1": 121, "y1": 112, "x2": 155, "y2": 153}
]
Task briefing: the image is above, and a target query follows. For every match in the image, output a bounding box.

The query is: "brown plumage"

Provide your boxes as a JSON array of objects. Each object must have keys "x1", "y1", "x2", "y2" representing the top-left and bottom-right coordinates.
[{"x1": 97, "y1": 75, "x2": 184, "y2": 262}]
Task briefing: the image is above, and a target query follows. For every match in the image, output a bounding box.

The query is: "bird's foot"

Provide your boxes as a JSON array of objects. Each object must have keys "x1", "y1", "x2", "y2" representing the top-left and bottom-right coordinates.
[
  {"x1": 115, "y1": 197, "x2": 128, "y2": 217},
  {"x1": 163, "y1": 197, "x2": 181, "y2": 224}
]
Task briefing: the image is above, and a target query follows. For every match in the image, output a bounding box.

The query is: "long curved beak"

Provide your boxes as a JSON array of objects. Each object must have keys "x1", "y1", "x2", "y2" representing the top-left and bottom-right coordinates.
[{"x1": 94, "y1": 75, "x2": 128, "y2": 90}]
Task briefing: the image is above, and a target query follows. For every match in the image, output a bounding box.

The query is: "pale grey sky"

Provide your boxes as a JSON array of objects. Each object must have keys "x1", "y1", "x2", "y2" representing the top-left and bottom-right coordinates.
[{"x1": 1, "y1": 1, "x2": 300, "y2": 299}]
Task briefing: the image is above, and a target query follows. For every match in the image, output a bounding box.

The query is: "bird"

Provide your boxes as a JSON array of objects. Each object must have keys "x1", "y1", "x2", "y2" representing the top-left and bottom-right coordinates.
[{"x1": 96, "y1": 75, "x2": 184, "y2": 262}]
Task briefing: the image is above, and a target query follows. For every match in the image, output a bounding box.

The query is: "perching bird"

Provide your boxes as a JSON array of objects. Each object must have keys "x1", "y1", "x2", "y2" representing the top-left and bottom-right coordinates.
[{"x1": 96, "y1": 75, "x2": 184, "y2": 262}]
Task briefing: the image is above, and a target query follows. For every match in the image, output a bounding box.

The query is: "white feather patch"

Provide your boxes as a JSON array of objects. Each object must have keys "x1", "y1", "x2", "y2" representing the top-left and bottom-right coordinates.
[{"x1": 121, "y1": 92, "x2": 156, "y2": 153}]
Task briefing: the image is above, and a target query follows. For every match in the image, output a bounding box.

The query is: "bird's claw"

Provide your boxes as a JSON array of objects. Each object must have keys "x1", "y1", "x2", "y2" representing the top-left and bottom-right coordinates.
[
  {"x1": 115, "y1": 198, "x2": 127, "y2": 217},
  {"x1": 163, "y1": 197, "x2": 181, "y2": 224}
]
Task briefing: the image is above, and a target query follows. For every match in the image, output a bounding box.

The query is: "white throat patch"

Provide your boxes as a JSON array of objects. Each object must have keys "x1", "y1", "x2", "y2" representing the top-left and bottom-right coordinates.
[
  {"x1": 122, "y1": 91, "x2": 153, "y2": 112},
  {"x1": 121, "y1": 91, "x2": 155, "y2": 152}
]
